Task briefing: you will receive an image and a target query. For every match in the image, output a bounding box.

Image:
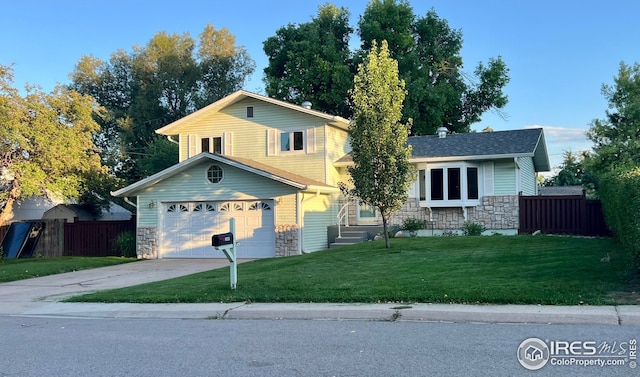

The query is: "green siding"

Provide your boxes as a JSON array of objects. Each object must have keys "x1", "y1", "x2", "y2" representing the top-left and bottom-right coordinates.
[
  {"x1": 178, "y1": 97, "x2": 337, "y2": 184},
  {"x1": 136, "y1": 160, "x2": 299, "y2": 227},
  {"x1": 494, "y1": 160, "x2": 516, "y2": 195},
  {"x1": 519, "y1": 157, "x2": 537, "y2": 195}
]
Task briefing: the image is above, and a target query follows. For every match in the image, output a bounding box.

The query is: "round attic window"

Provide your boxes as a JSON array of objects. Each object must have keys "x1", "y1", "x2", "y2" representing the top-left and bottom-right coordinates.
[{"x1": 207, "y1": 164, "x2": 223, "y2": 184}]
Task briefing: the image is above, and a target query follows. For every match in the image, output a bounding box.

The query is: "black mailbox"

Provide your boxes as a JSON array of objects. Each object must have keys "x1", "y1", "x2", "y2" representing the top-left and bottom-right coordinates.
[{"x1": 212, "y1": 232, "x2": 234, "y2": 247}]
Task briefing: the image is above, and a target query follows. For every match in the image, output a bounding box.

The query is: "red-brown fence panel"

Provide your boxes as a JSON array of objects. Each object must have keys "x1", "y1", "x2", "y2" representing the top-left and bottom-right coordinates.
[
  {"x1": 64, "y1": 219, "x2": 135, "y2": 257},
  {"x1": 519, "y1": 194, "x2": 611, "y2": 236}
]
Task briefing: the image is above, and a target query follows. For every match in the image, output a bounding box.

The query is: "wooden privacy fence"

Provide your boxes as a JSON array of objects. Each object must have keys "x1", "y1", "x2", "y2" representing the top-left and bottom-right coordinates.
[
  {"x1": 64, "y1": 219, "x2": 135, "y2": 257},
  {"x1": 519, "y1": 194, "x2": 611, "y2": 236},
  {"x1": 1, "y1": 218, "x2": 135, "y2": 257}
]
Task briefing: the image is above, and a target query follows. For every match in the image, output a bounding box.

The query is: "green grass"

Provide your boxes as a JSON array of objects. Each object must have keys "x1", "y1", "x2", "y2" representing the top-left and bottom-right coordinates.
[
  {"x1": 0, "y1": 257, "x2": 138, "y2": 283},
  {"x1": 66, "y1": 236, "x2": 638, "y2": 305}
]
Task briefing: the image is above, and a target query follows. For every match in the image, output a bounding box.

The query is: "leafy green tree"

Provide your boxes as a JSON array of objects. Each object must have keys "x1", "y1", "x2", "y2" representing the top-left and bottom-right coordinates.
[
  {"x1": 263, "y1": 1, "x2": 509, "y2": 135},
  {"x1": 543, "y1": 150, "x2": 586, "y2": 187},
  {"x1": 586, "y1": 61, "x2": 640, "y2": 175},
  {"x1": 347, "y1": 40, "x2": 415, "y2": 248},
  {"x1": 263, "y1": 4, "x2": 354, "y2": 118},
  {"x1": 358, "y1": 2, "x2": 509, "y2": 135},
  {"x1": 70, "y1": 24, "x2": 255, "y2": 183},
  {"x1": 0, "y1": 65, "x2": 109, "y2": 225}
]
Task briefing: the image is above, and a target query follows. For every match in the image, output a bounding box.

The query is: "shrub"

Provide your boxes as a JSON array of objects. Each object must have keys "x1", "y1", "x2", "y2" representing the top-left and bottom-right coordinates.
[
  {"x1": 463, "y1": 221, "x2": 486, "y2": 236},
  {"x1": 599, "y1": 167, "x2": 640, "y2": 258},
  {"x1": 401, "y1": 218, "x2": 424, "y2": 231},
  {"x1": 114, "y1": 231, "x2": 136, "y2": 258}
]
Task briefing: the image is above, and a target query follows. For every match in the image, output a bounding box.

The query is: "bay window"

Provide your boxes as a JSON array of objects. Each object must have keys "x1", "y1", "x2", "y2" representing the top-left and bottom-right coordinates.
[{"x1": 420, "y1": 163, "x2": 481, "y2": 206}]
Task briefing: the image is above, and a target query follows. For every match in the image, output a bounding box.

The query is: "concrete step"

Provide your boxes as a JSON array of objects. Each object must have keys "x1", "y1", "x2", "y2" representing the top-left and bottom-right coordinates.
[
  {"x1": 329, "y1": 242, "x2": 361, "y2": 248},
  {"x1": 330, "y1": 230, "x2": 369, "y2": 248}
]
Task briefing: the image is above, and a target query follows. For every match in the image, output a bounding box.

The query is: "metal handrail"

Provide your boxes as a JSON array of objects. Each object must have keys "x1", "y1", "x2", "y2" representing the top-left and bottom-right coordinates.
[{"x1": 337, "y1": 201, "x2": 350, "y2": 238}]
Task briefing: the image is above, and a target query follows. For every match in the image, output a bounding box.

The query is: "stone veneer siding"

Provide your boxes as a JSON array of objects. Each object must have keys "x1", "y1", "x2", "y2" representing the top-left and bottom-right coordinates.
[
  {"x1": 137, "y1": 227, "x2": 158, "y2": 259},
  {"x1": 424, "y1": 195, "x2": 520, "y2": 230},
  {"x1": 388, "y1": 195, "x2": 520, "y2": 231},
  {"x1": 276, "y1": 224, "x2": 298, "y2": 257}
]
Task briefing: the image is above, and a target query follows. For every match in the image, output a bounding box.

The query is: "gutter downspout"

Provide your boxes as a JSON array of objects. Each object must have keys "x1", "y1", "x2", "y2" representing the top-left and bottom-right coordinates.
[
  {"x1": 296, "y1": 192, "x2": 303, "y2": 254},
  {"x1": 124, "y1": 197, "x2": 137, "y2": 208},
  {"x1": 514, "y1": 157, "x2": 521, "y2": 195},
  {"x1": 166, "y1": 135, "x2": 179, "y2": 145}
]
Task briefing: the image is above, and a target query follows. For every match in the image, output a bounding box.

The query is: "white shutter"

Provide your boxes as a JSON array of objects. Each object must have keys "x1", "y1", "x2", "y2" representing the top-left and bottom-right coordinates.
[
  {"x1": 306, "y1": 127, "x2": 316, "y2": 154},
  {"x1": 483, "y1": 162, "x2": 494, "y2": 196},
  {"x1": 224, "y1": 132, "x2": 233, "y2": 155},
  {"x1": 267, "y1": 129, "x2": 276, "y2": 156},
  {"x1": 188, "y1": 134, "x2": 197, "y2": 158}
]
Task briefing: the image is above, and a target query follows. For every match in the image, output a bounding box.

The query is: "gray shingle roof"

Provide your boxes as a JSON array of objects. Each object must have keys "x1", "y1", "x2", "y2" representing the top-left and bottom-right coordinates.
[
  {"x1": 334, "y1": 128, "x2": 550, "y2": 171},
  {"x1": 409, "y1": 128, "x2": 544, "y2": 158}
]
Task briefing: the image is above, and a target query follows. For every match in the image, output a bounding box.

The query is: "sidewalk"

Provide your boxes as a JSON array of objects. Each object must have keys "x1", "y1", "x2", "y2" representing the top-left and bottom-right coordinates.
[
  {"x1": 2, "y1": 259, "x2": 640, "y2": 325},
  {"x1": 7, "y1": 301, "x2": 640, "y2": 325}
]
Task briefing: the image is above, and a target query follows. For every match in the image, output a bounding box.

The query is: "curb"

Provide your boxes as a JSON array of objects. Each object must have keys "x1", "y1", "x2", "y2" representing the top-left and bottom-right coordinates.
[{"x1": 9, "y1": 302, "x2": 640, "y2": 325}]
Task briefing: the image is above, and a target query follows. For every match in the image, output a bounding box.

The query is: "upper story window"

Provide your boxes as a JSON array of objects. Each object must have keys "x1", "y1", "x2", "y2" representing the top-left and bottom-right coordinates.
[
  {"x1": 246, "y1": 106, "x2": 254, "y2": 118},
  {"x1": 420, "y1": 163, "x2": 481, "y2": 207},
  {"x1": 201, "y1": 136, "x2": 223, "y2": 154},
  {"x1": 280, "y1": 131, "x2": 304, "y2": 152},
  {"x1": 267, "y1": 128, "x2": 315, "y2": 156},
  {"x1": 188, "y1": 133, "x2": 232, "y2": 158}
]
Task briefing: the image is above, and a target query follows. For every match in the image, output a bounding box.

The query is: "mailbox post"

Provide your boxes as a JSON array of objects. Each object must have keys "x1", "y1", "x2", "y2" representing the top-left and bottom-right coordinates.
[{"x1": 212, "y1": 218, "x2": 237, "y2": 289}]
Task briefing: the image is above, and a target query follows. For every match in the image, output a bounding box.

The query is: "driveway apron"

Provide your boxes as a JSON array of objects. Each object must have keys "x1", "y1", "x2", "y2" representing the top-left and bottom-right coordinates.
[{"x1": 0, "y1": 259, "x2": 244, "y2": 315}]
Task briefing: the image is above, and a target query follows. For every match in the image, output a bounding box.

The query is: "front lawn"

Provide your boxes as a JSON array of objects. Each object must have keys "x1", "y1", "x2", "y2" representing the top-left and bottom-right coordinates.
[
  {"x1": 0, "y1": 257, "x2": 138, "y2": 283},
  {"x1": 67, "y1": 236, "x2": 637, "y2": 305}
]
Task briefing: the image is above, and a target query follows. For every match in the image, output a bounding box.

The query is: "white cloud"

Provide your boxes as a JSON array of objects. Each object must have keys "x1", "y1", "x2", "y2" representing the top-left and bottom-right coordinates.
[{"x1": 523, "y1": 125, "x2": 593, "y2": 173}]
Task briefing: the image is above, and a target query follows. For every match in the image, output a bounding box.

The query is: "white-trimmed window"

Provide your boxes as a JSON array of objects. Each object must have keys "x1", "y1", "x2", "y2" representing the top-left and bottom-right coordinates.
[
  {"x1": 280, "y1": 131, "x2": 304, "y2": 152},
  {"x1": 207, "y1": 164, "x2": 223, "y2": 184},
  {"x1": 201, "y1": 136, "x2": 223, "y2": 154},
  {"x1": 419, "y1": 163, "x2": 481, "y2": 207},
  {"x1": 267, "y1": 128, "x2": 316, "y2": 156},
  {"x1": 188, "y1": 133, "x2": 232, "y2": 157}
]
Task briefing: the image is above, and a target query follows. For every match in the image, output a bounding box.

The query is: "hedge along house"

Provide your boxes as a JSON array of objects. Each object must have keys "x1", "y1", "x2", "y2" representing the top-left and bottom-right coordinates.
[
  {"x1": 336, "y1": 127, "x2": 550, "y2": 235},
  {"x1": 111, "y1": 90, "x2": 350, "y2": 259}
]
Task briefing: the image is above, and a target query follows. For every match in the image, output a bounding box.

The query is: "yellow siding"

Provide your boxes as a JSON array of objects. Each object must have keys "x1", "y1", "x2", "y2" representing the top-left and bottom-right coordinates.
[
  {"x1": 177, "y1": 98, "x2": 340, "y2": 184},
  {"x1": 302, "y1": 193, "x2": 335, "y2": 252},
  {"x1": 275, "y1": 193, "x2": 297, "y2": 225},
  {"x1": 325, "y1": 125, "x2": 351, "y2": 186}
]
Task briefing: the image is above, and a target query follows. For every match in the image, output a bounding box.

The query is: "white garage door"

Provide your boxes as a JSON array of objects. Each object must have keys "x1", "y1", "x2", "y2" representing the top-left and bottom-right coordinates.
[{"x1": 161, "y1": 200, "x2": 275, "y2": 258}]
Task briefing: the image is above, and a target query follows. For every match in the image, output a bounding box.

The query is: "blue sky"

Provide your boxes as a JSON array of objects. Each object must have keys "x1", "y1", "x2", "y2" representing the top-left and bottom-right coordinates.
[{"x1": 1, "y1": 0, "x2": 638, "y2": 172}]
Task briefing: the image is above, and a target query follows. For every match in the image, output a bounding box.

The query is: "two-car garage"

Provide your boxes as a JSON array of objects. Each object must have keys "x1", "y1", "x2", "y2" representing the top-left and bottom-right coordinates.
[{"x1": 160, "y1": 200, "x2": 276, "y2": 259}]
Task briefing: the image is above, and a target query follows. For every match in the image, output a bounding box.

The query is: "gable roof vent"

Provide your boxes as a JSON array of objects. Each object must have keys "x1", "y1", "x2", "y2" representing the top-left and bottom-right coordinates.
[
  {"x1": 301, "y1": 101, "x2": 312, "y2": 109},
  {"x1": 437, "y1": 127, "x2": 448, "y2": 138}
]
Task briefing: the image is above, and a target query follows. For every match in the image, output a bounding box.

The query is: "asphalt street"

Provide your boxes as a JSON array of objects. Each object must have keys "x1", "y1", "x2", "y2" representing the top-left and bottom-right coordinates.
[{"x1": 1, "y1": 316, "x2": 638, "y2": 377}]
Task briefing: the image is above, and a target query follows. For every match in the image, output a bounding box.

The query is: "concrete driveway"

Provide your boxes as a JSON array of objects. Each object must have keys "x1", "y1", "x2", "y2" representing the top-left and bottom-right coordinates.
[{"x1": 0, "y1": 259, "x2": 248, "y2": 315}]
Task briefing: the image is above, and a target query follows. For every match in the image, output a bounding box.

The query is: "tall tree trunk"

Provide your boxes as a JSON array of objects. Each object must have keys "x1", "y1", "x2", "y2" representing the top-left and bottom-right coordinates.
[
  {"x1": 0, "y1": 182, "x2": 20, "y2": 227},
  {"x1": 381, "y1": 212, "x2": 390, "y2": 248}
]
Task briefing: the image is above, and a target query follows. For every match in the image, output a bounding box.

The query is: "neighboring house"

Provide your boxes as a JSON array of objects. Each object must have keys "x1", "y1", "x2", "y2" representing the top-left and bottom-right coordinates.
[
  {"x1": 112, "y1": 90, "x2": 550, "y2": 259},
  {"x1": 538, "y1": 186, "x2": 584, "y2": 196},
  {"x1": 42, "y1": 203, "x2": 132, "y2": 223},
  {"x1": 5, "y1": 196, "x2": 60, "y2": 223}
]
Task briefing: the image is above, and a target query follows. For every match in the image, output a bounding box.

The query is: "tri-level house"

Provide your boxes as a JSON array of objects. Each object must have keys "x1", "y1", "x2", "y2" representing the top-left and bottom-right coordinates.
[{"x1": 112, "y1": 90, "x2": 550, "y2": 259}]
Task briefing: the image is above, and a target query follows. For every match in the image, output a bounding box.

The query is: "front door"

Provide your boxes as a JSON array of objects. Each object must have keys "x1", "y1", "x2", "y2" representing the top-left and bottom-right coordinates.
[{"x1": 357, "y1": 202, "x2": 379, "y2": 225}]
